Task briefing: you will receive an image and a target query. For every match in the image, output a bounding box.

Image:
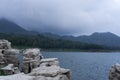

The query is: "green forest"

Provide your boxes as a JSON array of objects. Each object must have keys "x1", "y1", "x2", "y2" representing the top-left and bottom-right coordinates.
[{"x1": 0, "y1": 33, "x2": 111, "y2": 51}]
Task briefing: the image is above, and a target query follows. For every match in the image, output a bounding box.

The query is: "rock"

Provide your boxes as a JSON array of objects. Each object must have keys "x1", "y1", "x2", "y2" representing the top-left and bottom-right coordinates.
[
  {"x1": 40, "y1": 58, "x2": 59, "y2": 67},
  {"x1": 0, "y1": 52, "x2": 5, "y2": 67},
  {"x1": 29, "y1": 65, "x2": 70, "y2": 80},
  {"x1": 0, "y1": 40, "x2": 11, "y2": 49},
  {"x1": 0, "y1": 64, "x2": 14, "y2": 75},
  {"x1": 33, "y1": 75, "x2": 69, "y2": 80},
  {"x1": 0, "y1": 73, "x2": 70, "y2": 80},
  {"x1": 22, "y1": 48, "x2": 42, "y2": 73},
  {"x1": 22, "y1": 59, "x2": 33, "y2": 74},
  {"x1": 0, "y1": 40, "x2": 71, "y2": 80},
  {"x1": 23, "y1": 48, "x2": 42, "y2": 67},
  {"x1": 4, "y1": 49, "x2": 20, "y2": 67},
  {"x1": 14, "y1": 67, "x2": 20, "y2": 74},
  {"x1": 109, "y1": 63, "x2": 120, "y2": 80},
  {"x1": 23, "y1": 48, "x2": 42, "y2": 58},
  {"x1": 0, "y1": 73, "x2": 34, "y2": 80},
  {"x1": 53, "y1": 75, "x2": 69, "y2": 80}
]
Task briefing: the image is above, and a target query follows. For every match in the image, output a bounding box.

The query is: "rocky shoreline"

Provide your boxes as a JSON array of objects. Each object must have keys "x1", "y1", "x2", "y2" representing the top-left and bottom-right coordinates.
[{"x1": 0, "y1": 40, "x2": 70, "y2": 80}]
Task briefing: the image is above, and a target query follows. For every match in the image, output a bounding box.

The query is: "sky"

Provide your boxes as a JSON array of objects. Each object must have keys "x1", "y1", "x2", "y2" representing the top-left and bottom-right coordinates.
[{"x1": 0, "y1": 0, "x2": 120, "y2": 36}]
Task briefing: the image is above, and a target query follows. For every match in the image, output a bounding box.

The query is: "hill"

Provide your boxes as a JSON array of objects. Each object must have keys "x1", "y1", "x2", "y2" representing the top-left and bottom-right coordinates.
[
  {"x1": 0, "y1": 18, "x2": 119, "y2": 50},
  {"x1": 0, "y1": 18, "x2": 35, "y2": 34},
  {"x1": 0, "y1": 33, "x2": 109, "y2": 51},
  {"x1": 60, "y1": 32, "x2": 120, "y2": 48},
  {"x1": 42, "y1": 32, "x2": 120, "y2": 48}
]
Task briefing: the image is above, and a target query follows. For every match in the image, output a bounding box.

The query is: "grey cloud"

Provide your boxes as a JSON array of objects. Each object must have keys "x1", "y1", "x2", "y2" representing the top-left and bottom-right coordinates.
[{"x1": 0, "y1": 0, "x2": 120, "y2": 35}]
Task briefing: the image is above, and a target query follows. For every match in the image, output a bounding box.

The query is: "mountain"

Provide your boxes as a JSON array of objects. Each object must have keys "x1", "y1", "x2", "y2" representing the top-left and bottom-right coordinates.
[
  {"x1": 40, "y1": 32, "x2": 61, "y2": 39},
  {"x1": 42, "y1": 32, "x2": 120, "y2": 48},
  {"x1": 0, "y1": 18, "x2": 35, "y2": 34},
  {"x1": 0, "y1": 18, "x2": 119, "y2": 48},
  {"x1": 0, "y1": 33, "x2": 108, "y2": 51},
  {"x1": 78, "y1": 32, "x2": 120, "y2": 47},
  {"x1": 61, "y1": 32, "x2": 120, "y2": 48}
]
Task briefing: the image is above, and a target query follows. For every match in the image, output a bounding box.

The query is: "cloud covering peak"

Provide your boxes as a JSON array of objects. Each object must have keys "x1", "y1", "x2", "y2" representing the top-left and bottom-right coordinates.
[{"x1": 0, "y1": 0, "x2": 120, "y2": 35}]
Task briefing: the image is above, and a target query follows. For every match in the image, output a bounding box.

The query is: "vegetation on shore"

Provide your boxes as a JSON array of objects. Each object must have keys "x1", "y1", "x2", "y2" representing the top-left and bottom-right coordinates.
[{"x1": 0, "y1": 33, "x2": 115, "y2": 51}]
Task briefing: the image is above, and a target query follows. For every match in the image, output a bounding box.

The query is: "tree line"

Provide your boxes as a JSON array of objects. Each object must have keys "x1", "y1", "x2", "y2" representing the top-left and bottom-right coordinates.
[{"x1": 0, "y1": 33, "x2": 110, "y2": 51}]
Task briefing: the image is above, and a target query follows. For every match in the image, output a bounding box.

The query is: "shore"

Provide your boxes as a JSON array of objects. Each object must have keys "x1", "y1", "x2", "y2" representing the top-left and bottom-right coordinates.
[{"x1": 12, "y1": 46, "x2": 120, "y2": 52}]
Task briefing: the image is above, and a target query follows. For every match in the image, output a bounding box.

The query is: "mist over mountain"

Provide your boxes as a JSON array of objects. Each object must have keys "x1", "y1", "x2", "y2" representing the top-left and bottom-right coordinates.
[
  {"x1": 0, "y1": 18, "x2": 120, "y2": 48},
  {"x1": 0, "y1": 18, "x2": 37, "y2": 34},
  {"x1": 61, "y1": 32, "x2": 120, "y2": 48},
  {"x1": 42, "y1": 32, "x2": 120, "y2": 48}
]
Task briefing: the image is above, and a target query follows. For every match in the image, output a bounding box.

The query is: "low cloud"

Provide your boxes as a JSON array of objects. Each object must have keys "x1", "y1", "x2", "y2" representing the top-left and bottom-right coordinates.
[{"x1": 0, "y1": 0, "x2": 120, "y2": 35}]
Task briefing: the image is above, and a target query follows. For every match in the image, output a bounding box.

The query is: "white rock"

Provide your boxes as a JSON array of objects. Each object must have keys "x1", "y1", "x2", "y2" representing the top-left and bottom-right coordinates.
[
  {"x1": 22, "y1": 48, "x2": 42, "y2": 73},
  {"x1": 0, "y1": 73, "x2": 69, "y2": 80},
  {"x1": 4, "y1": 49, "x2": 20, "y2": 55},
  {"x1": 0, "y1": 73, "x2": 33, "y2": 80},
  {"x1": 40, "y1": 58, "x2": 59, "y2": 67},
  {"x1": 0, "y1": 52, "x2": 5, "y2": 66},
  {"x1": 34, "y1": 75, "x2": 69, "y2": 80},
  {"x1": 0, "y1": 64, "x2": 14, "y2": 75},
  {"x1": 23, "y1": 48, "x2": 42, "y2": 67},
  {"x1": 23, "y1": 48, "x2": 42, "y2": 58},
  {"x1": 109, "y1": 63, "x2": 120, "y2": 80},
  {"x1": 4, "y1": 49, "x2": 20, "y2": 67},
  {"x1": 29, "y1": 65, "x2": 70, "y2": 79},
  {"x1": 0, "y1": 40, "x2": 11, "y2": 49},
  {"x1": 1, "y1": 64, "x2": 14, "y2": 71}
]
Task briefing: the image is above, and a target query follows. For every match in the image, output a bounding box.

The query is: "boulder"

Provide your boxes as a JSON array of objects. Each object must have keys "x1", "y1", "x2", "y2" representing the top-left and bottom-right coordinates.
[
  {"x1": 33, "y1": 75, "x2": 69, "y2": 80},
  {"x1": 0, "y1": 73, "x2": 34, "y2": 80},
  {"x1": 29, "y1": 65, "x2": 70, "y2": 80},
  {"x1": 22, "y1": 48, "x2": 42, "y2": 73},
  {"x1": 4, "y1": 49, "x2": 20, "y2": 67},
  {"x1": 40, "y1": 58, "x2": 59, "y2": 67},
  {"x1": 0, "y1": 40, "x2": 71, "y2": 80},
  {"x1": 0, "y1": 64, "x2": 14, "y2": 75},
  {"x1": 22, "y1": 58, "x2": 33, "y2": 74},
  {"x1": 0, "y1": 40, "x2": 11, "y2": 49},
  {"x1": 23, "y1": 48, "x2": 42, "y2": 66},
  {"x1": 0, "y1": 72, "x2": 70, "y2": 80},
  {"x1": 0, "y1": 52, "x2": 6, "y2": 67},
  {"x1": 109, "y1": 63, "x2": 120, "y2": 80}
]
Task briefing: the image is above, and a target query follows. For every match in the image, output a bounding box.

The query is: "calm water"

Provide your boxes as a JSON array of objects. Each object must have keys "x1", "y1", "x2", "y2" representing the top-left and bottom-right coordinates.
[{"x1": 42, "y1": 52, "x2": 120, "y2": 80}]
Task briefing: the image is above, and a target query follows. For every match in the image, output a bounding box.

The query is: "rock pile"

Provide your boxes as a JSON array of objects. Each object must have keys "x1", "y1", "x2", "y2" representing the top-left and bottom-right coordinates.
[
  {"x1": 22, "y1": 48, "x2": 42, "y2": 73},
  {"x1": 29, "y1": 58, "x2": 70, "y2": 80},
  {"x1": 109, "y1": 64, "x2": 120, "y2": 80},
  {"x1": 0, "y1": 51, "x2": 5, "y2": 67},
  {"x1": 0, "y1": 40, "x2": 11, "y2": 49},
  {"x1": 4, "y1": 49, "x2": 20, "y2": 67},
  {"x1": 0, "y1": 40, "x2": 71, "y2": 80}
]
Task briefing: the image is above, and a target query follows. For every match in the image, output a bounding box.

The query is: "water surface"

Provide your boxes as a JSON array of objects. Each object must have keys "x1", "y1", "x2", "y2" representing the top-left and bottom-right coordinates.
[{"x1": 42, "y1": 52, "x2": 120, "y2": 80}]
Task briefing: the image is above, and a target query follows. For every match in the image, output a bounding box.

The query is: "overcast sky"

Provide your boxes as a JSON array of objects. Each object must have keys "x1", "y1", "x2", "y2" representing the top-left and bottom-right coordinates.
[{"x1": 0, "y1": 0, "x2": 120, "y2": 36}]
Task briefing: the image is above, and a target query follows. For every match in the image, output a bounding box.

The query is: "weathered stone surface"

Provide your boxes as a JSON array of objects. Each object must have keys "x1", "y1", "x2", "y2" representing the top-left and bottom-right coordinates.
[
  {"x1": 0, "y1": 52, "x2": 5, "y2": 67},
  {"x1": 23, "y1": 48, "x2": 42, "y2": 58},
  {"x1": 14, "y1": 67, "x2": 20, "y2": 74},
  {"x1": 22, "y1": 48, "x2": 42, "y2": 73},
  {"x1": 4, "y1": 49, "x2": 20, "y2": 67},
  {"x1": 0, "y1": 40, "x2": 11, "y2": 49},
  {"x1": 29, "y1": 65, "x2": 70, "y2": 79},
  {"x1": 1, "y1": 64, "x2": 14, "y2": 75},
  {"x1": 40, "y1": 58, "x2": 59, "y2": 67},
  {"x1": 23, "y1": 48, "x2": 42, "y2": 66},
  {"x1": 0, "y1": 73, "x2": 34, "y2": 80},
  {"x1": 33, "y1": 75, "x2": 69, "y2": 80},
  {"x1": 109, "y1": 63, "x2": 120, "y2": 80},
  {"x1": 0, "y1": 40, "x2": 71, "y2": 80},
  {"x1": 0, "y1": 73, "x2": 70, "y2": 80}
]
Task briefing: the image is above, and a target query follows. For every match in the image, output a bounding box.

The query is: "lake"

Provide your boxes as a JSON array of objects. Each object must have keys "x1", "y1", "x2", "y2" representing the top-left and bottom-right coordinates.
[{"x1": 42, "y1": 52, "x2": 120, "y2": 80}]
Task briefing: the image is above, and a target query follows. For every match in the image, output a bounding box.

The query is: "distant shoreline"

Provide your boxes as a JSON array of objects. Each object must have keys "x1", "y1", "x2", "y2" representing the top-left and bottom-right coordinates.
[
  {"x1": 41, "y1": 49, "x2": 120, "y2": 52},
  {"x1": 12, "y1": 46, "x2": 120, "y2": 52}
]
